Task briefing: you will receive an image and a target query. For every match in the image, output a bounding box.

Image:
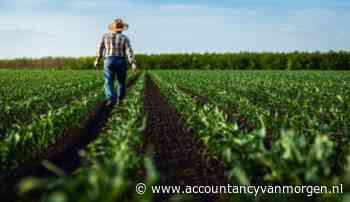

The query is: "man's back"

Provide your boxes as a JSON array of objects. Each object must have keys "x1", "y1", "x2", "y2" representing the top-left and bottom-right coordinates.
[
  {"x1": 96, "y1": 32, "x2": 135, "y2": 65},
  {"x1": 101, "y1": 33, "x2": 129, "y2": 57}
]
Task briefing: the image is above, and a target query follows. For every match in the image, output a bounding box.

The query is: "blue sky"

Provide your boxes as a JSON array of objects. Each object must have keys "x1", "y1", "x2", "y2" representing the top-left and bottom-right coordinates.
[{"x1": 0, "y1": 0, "x2": 349, "y2": 58}]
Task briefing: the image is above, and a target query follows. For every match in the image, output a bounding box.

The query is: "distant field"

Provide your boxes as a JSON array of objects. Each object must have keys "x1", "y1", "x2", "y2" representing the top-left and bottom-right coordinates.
[{"x1": 0, "y1": 69, "x2": 349, "y2": 201}]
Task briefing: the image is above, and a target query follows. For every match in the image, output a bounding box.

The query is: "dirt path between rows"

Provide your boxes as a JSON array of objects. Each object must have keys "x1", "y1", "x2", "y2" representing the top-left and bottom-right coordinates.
[
  {"x1": 0, "y1": 73, "x2": 140, "y2": 202},
  {"x1": 143, "y1": 75, "x2": 227, "y2": 202}
]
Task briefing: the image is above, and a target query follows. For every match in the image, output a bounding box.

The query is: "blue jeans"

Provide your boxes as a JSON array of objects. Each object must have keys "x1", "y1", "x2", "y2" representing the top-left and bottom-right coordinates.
[{"x1": 103, "y1": 56, "x2": 127, "y2": 102}]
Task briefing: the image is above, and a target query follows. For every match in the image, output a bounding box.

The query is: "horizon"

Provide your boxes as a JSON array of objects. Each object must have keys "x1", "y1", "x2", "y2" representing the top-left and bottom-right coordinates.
[
  {"x1": 1, "y1": 50, "x2": 350, "y2": 60},
  {"x1": 1, "y1": 0, "x2": 350, "y2": 59}
]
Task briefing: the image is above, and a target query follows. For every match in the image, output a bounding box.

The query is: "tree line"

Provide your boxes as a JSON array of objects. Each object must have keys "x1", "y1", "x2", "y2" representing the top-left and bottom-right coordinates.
[{"x1": 0, "y1": 52, "x2": 349, "y2": 70}]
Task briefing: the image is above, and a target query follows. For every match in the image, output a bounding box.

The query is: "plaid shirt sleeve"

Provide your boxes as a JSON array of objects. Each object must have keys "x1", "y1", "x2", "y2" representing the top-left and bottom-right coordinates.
[
  {"x1": 125, "y1": 37, "x2": 136, "y2": 64},
  {"x1": 96, "y1": 34, "x2": 106, "y2": 63}
]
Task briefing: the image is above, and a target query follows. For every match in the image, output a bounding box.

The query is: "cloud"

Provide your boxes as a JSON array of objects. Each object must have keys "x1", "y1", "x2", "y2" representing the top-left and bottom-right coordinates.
[
  {"x1": 280, "y1": 25, "x2": 298, "y2": 33},
  {"x1": 0, "y1": 28, "x2": 53, "y2": 36},
  {"x1": 0, "y1": 28, "x2": 56, "y2": 49},
  {"x1": 6, "y1": 0, "x2": 50, "y2": 10},
  {"x1": 158, "y1": 4, "x2": 206, "y2": 12},
  {"x1": 11, "y1": 0, "x2": 50, "y2": 5},
  {"x1": 64, "y1": 0, "x2": 133, "y2": 11},
  {"x1": 0, "y1": 1, "x2": 350, "y2": 58},
  {"x1": 0, "y1": 28, "x2": 58, "y2": 58}
]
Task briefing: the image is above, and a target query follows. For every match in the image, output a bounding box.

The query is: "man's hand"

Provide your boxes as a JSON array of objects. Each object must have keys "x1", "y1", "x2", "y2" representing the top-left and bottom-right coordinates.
[
  {"x1": 94, "y1": 60, "x2": 100, "y2": 80},
  {"x1": 94, "y1": 60, "x2": 100, "y2": 68},
  {"x1": 131, "y1": 63, "x2": 137, "y2": 73}
]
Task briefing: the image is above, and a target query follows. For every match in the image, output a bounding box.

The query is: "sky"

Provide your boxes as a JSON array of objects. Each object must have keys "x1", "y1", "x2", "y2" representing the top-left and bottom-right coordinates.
[{"x1": 0, "y1": 0, "x2": 349, "y2": 58}]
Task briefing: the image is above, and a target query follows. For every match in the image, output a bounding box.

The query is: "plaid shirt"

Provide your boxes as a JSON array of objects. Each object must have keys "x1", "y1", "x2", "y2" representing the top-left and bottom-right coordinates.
[{"x1": 96, "y1": 32, "x2": 136, "y2": 64}]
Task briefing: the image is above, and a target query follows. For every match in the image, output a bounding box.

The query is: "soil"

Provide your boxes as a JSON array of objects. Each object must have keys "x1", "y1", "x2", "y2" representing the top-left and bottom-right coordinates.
[
  {"x1": 142, "y1": 75, "x2": 228, "y2": 202},
  {"x1": 0, "y1": 73, "x2": 140, "y2": 202}
]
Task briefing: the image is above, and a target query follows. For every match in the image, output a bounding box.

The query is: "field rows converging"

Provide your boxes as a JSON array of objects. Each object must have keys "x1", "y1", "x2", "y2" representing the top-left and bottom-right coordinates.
[
  {"x1": 0, "y1": 70, "x2": 349, "y2": 202},
  {"x1": 143, "y1": 75, "x2": 227, "y2": 202},
  {"x1": 149, "y1": 70, "x2": 350, "y2": 201},
  {"x1": 0, "y1": 71, "x2": 142, "y2": 200},
  {"x1": 0, "y1": 70, "x2": 105, "y2": 138}
]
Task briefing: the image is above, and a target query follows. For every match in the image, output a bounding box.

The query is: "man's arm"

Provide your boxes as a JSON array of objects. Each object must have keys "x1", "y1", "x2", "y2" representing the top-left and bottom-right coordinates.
[
  {"x1": 125, "y1": 37, "x2": 137, "y2": 71},
  {"x1": 95, "y1": 34, "x2": 106, "y2": 67}
]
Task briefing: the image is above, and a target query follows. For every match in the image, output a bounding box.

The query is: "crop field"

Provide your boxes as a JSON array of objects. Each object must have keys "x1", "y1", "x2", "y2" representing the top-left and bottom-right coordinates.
[{"x1": 0, "y1": 69, "x2": 349, "y2": 202}]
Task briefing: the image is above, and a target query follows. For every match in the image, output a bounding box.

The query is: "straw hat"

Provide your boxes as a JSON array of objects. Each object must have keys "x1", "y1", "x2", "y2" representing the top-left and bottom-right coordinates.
[{"x1": 108, "y1": 18, "x2": 129, "y2": 32}]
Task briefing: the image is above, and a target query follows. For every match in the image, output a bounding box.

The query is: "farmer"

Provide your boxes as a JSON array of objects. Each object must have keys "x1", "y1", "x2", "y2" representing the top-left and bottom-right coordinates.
[{"x1": 94, "y1": 18, "x2": 137, "y2": 106}]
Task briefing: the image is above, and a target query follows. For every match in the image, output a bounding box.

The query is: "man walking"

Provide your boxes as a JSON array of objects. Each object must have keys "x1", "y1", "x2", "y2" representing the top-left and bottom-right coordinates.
[{"x1": 94, "y1": 18, "x2": 137, "y2": 106}]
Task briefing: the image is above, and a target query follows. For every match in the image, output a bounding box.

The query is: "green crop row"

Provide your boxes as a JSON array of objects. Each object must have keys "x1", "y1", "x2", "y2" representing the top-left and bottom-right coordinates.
[
  {"x1": 0, "y1": 70, "x2": 103, "y2": 103},
  {"x1": 0, "y1": 89, "x2": 104, "y2": 175},
  {"x1": 153, "y1": 70, "x2": 350, "y2": 145},
  {"x1": 0, "y1": 70, "x2": 104, "y2": 136},
  {"x1": 0, "y1": 70, "x2": 142, "y2": 175},
  {"x1": 19, "y1": 74, "x2": 158, "y2": 202},
  {"x1": 151, "y1": 72, "x2": 349, "y2": 201}
]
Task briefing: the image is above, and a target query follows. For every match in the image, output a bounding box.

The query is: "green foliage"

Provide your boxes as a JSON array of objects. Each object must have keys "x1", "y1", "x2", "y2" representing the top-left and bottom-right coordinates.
[
  {"x1": 19, "y1": 75, "x2": 158, "y2": 202},
  {"x1": 0, "y1": 51, "x2": 350, "y2": 70},
  {"x1": 0, "y1": 70, "x2": 104, "y2": 136},
  {"x1": 154, "y1": 70, "x2": 350, "y2": 141},
  {"x1": 0, "y1": 69, "x2": 107, "y2": 174},
  {"x1": 1, "y1": 69, "x2": 349, "y2": 201},
  {"x1": 0, "y1": 70, "x2": 129, "y2": 176},
  {"x1": 0, "y1": 90, "x2": 103, "y2": 174},
  {"x1": 150, "y1": 70, "x2": 349, "y2": 200}
]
